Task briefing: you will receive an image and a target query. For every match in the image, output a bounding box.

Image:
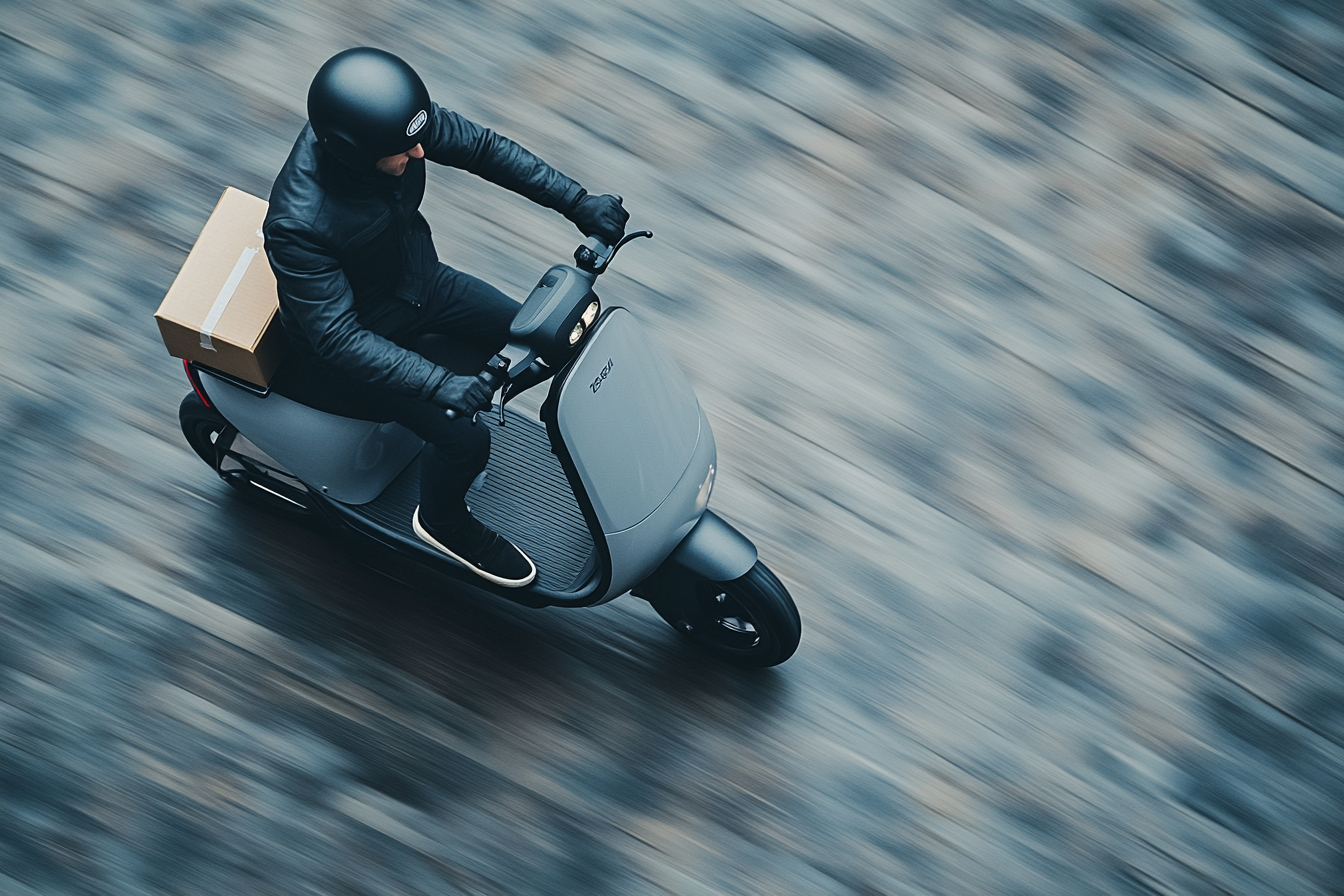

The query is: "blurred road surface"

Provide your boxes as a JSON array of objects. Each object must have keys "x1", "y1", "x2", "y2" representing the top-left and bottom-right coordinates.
[{"x1": 3, "y1": 1, "x2": 1344, "y2": 894}]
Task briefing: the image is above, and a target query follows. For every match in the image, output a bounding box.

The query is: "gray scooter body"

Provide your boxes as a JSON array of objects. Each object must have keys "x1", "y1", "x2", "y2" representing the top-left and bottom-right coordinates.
[{"x1": 197, "y1": 299, "x2": 756, "y2": 606}]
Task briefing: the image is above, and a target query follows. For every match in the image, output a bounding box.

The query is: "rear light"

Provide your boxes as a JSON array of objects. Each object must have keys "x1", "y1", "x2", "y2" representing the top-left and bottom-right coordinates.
[{"x1": 184, "y1": 359, "x2": 213, "y2": 409}]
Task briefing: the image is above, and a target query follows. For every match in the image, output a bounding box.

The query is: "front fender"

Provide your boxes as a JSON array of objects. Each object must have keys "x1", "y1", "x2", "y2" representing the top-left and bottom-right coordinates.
[{"x1": 668, "y1": 510, "x2": 758, "y2": 583}]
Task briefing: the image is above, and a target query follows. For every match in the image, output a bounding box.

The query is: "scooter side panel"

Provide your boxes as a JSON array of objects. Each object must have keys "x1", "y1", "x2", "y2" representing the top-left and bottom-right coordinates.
[
  {"x1": 555, "y1": 309, "x2": 702, "y2": 533},
  {"x1": 202, "y1": 372, "x2": 423, "y2": 505}
]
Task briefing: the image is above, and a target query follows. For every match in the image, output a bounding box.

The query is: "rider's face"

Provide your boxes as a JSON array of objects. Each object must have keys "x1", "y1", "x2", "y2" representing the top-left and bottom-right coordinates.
[{"x1": 376, "y1": 143, "x2": 424, "y2": 176}]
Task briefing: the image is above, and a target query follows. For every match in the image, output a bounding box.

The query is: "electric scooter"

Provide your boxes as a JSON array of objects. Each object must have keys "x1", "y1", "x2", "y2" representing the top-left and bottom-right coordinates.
[{"x1": 177, "y1": 232, "x2": 801, "y2": 667}]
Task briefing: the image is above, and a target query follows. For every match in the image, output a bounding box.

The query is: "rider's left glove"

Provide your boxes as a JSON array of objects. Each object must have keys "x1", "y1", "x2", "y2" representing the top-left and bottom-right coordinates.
[
  {"x1": 565, "y1": 191, "x2": 629, "y2": 246},
  {"x1": 430, "y1": 372, "x2": 494, "y2": 417}
]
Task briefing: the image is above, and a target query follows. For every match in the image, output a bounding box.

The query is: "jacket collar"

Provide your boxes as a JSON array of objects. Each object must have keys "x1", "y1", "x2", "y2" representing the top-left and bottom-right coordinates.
[{"x1": 313, "y1": 138, "x2": 404, "y2": 197}]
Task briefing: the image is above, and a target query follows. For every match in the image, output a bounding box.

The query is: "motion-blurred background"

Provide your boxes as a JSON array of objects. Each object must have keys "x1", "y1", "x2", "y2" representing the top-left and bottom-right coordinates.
[{"x1": 3, "y1": 1, "x2": 1344, "y2": 893}]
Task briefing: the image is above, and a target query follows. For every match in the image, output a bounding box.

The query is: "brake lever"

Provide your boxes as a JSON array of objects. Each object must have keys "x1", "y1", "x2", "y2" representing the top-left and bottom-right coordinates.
[
  {"x1": 574, "y1": 230, "x2": 654, "y2": 274},
  {"x1": 444, "y1": 405, "x2": 493, "y2": 425}
]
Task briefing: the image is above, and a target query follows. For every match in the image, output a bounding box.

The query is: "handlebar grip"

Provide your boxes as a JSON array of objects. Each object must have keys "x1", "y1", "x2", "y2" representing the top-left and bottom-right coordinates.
[
  {"x1": 444, "y1": 355, "x2": 509, "y2": 421},
  {"x1": 479, "y1": 353, "x2": 510, "y2": 391}
]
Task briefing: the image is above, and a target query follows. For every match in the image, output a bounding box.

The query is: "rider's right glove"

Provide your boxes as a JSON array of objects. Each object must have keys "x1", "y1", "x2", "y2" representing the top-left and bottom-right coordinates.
[
  {"x1": 565, "y1": 190, "x2": 629, "y2": 246},
  {"x1": 430, "y1": 371, "x2": 495, "y2": 417}
]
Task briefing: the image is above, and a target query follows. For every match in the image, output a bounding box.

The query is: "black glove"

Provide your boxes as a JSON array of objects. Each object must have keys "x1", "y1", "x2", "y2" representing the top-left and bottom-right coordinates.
[
  {"x1": 565, "y1": 190, "x2": 629, "y2": 245},
  {"x1": 430, "y1": 372, "x2": 494, "y2": 417}
]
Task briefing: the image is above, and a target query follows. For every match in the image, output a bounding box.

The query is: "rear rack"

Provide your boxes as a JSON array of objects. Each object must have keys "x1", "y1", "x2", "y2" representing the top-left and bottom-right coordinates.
[{"x1": 190, "y1": 360, "x2": 272, "y2": 397}]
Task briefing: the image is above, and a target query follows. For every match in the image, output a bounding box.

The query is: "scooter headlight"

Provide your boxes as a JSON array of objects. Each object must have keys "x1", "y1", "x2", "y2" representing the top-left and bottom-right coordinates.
[
  {"x1": 695, "y1": 463, "x2": 715, "y2": 513},
  {"x1": 581, "y1": 299, "x2": 600, "y2": 327},
  {"x1": 567, "y1": 301, "x2": 600, "y2": 346}
]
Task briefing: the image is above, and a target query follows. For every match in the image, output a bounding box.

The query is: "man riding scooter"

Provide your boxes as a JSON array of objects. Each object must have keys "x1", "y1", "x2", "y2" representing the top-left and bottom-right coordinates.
[{"x1": 263, "y1": 47, "x2": 628, "y2": 588}]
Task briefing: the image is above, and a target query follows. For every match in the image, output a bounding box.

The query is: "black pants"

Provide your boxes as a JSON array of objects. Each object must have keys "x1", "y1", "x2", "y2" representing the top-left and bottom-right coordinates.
[{"x1": 271, "y1": 264, "x2": 518, "y2": 531}]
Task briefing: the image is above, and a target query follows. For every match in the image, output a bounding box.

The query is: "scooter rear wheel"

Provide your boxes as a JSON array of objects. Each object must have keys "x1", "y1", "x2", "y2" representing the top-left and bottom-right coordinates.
[
  {"x1": 649, "y1": 561, "x2": 801, "y2": 668},
  {"x1": 179, "y1": 393, "x2": 315, "y2": 516}
]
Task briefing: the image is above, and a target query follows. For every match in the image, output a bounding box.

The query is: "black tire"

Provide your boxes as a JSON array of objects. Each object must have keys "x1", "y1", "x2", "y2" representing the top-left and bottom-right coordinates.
[
  {"x1": 180, "y1": 391, "x2": 233, "y2": 466},
  {"x1": 648, "y1": 561, "x2": 801, "y2": 668},
  {"x1": 178, "y1": 392, "x2": 314, "y2": 515}
]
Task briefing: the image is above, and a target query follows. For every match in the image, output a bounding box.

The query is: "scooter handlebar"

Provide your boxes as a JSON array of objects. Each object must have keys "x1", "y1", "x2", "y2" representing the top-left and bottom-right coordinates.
[
  {"x1": 480, "y1": 353, "x2": 510, "y2": 390},
  {"x1": 574, "y1": 229, "x2": 654, "y2": 274},
  {"x1": 442, "y1": 354, "x2": 511, "y2": 422}
]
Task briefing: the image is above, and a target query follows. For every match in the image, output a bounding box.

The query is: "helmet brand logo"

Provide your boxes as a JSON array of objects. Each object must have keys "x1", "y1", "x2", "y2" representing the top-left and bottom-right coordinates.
[{"x1": 407, "y1": 110, "x2": 427, "y2": 137}]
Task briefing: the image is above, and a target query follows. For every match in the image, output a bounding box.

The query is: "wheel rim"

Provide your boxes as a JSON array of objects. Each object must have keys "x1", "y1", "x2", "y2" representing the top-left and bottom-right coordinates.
[{"x1": 692, "y1": 584, "x2": 763, "y2": 651}]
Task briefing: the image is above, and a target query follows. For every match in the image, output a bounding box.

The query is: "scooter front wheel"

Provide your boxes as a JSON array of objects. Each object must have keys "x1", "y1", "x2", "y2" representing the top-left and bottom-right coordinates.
[{"x1": 649, "y1": 561, "x2": 801, "y2": 668}]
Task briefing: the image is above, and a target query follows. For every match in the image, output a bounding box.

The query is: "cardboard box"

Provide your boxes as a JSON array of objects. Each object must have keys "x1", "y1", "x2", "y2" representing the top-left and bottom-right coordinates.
[{"x1": 155, "y1": 187, "x2": 285, "y2": 387}]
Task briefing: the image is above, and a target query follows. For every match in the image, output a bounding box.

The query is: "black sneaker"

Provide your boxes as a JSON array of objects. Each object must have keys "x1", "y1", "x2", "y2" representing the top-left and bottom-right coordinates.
[{"x1": 413, "y1": 506, "x2": 537, "y2": 588}]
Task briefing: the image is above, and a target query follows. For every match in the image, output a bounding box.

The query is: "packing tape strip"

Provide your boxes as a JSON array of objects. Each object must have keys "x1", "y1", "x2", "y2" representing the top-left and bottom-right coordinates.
[{"x1": 199, "y1": 246, "x2": 260, "y2": 351}]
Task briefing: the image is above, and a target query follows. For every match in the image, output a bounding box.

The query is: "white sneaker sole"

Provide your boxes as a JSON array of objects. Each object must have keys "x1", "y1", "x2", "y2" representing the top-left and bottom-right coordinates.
[{"x1": 413, "y1": 506, "x2": 537, "y2": 588}]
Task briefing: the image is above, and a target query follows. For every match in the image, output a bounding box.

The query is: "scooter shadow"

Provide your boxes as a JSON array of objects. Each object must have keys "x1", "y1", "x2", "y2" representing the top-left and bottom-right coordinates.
[{"x1": 206, "y1": 491, "x2": 792, "y2": 715}]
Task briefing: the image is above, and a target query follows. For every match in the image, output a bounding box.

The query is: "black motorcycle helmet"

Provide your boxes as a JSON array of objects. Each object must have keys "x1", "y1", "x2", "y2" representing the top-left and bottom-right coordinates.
[{"x1": 307, "y1": 47, "x2": 431, "y2": 170}]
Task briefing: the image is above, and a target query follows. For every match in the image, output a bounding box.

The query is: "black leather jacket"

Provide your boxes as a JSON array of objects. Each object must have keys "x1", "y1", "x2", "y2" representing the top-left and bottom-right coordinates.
[{"x1": 263, "y1": 104, "x2": 584, "y2": 398}]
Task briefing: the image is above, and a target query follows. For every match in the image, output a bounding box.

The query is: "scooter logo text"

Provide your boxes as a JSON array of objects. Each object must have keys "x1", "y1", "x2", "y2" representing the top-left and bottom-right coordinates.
[{"x1": 590, "y1": 359, "x2": 614, "y2": 393}]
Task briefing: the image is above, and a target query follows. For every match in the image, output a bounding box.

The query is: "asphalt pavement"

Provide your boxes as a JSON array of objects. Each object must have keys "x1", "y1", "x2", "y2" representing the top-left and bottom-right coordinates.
[{"x1": 3, "y1": 1, "x2": 1344, "y2": 894}]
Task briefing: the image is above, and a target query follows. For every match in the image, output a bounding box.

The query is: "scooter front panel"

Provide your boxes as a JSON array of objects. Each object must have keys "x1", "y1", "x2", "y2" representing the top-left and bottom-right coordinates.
[
  {"x1": 597, "y1": 404, "x2": 718, "y2": 601},
  {"x1": 555, "y1": 308, "x2": 702, "y2": 533}
]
